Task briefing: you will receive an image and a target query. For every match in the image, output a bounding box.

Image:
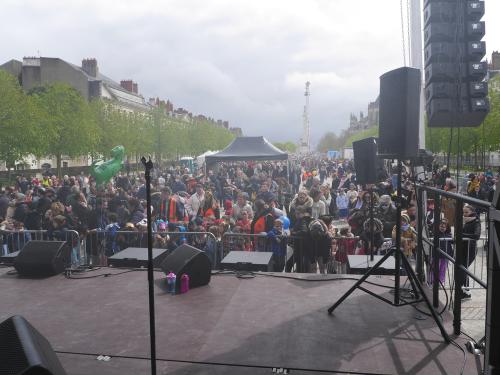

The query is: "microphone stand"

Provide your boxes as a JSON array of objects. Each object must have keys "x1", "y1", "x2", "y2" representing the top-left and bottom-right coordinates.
[{"x1": 142, "y1": 156, "x2": 157, "y2": 375}]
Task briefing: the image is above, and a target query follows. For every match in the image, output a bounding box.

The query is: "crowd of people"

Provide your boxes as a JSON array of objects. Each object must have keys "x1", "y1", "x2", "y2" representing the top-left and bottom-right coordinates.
[{"x1": 0, "y1": 158, "x2": 492, "y2": 293}]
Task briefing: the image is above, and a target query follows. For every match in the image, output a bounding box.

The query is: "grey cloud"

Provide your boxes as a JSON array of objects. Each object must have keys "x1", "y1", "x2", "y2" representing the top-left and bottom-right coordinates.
[{"x1": 2, "y1": 0, "x2": 499, "y2": 145}]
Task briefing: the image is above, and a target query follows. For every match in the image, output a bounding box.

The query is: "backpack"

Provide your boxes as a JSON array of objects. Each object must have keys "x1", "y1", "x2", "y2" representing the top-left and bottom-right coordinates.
[{"x1": 308, "y1": 219, "x2": 327, "y2": 240}]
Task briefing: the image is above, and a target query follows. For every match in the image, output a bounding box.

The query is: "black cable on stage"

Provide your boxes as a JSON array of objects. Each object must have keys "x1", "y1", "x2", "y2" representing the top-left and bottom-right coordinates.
[
  {"x1": 212, "y1": 270, "x2": 400, "y2": 290},
  {"x1": 64, "y1": 268, "x2": 147, "y2": 279},
  {"x1": 53, "y1": 349, "x2": 391, "y2": 375},
  {"x1": 459, "y1": 330, "x2": 479, "y2": 345},
  {"x1": 399, "y1": 279, "x2": 449, "y2": 317},
  {"x1": 449, "y1": 337, "x2": 467, "y2": 375}
]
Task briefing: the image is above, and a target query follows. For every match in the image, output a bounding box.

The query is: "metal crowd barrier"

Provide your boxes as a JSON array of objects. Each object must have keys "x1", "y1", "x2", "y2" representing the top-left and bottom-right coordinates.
[
  {"x1": 424, "y1": 237, "x2": 488, "y2": 290},
  {"x1": 415, "y1": 184, "x2": 490, "y2": 338},
  {"x1": 82, "y1": 230, "x2": 217, "y2": 267},
  {"x1": 1, "y1": 229, "x2": 81, "y2": 266},
  {"x1": 219, "y1": 232, "x2": 395, "y2": 274}
]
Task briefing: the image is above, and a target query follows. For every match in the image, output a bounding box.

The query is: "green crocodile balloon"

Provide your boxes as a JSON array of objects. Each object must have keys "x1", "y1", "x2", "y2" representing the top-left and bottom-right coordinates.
[{"x1": 90, "y1": 145, "x2": 125, "y2": 186}]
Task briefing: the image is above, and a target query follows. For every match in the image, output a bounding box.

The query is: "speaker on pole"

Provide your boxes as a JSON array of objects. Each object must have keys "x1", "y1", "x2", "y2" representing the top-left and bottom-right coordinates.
[
  {"x1": 160, "y1": 244, "x2": 211, "y2": 292},
  {"x1": 14, "y1": 241, "x2": 71, "y2": 278},
  {"x1": 353, "y1": 137, "x2": 379, "y2": 185},
  {"x1": 0, "y1": 315, "x2": 67, "y2": 375},
  {"x1": 378, "y1": 67, "x2": 421, "y2": 159}
]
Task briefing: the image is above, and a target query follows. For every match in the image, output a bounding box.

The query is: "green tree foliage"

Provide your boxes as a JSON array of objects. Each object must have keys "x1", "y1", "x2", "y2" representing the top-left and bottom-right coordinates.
[
  {"x1": 344, "y1": 125, "x2": 379, "y2": 147},
  {"x1": 316, "y1": 132, "x2": 341, "y2": 153},
  {"x1": 0, "y1": 71, "x2": 45, "y2": 171},
  {"x1": 91, "y1": 101, "x2": 235, "y2": 163},
  {"x1": 0, "y1": 72, "x2": 237, "y2": 173},
  {"x1": 273, "y1": 142, "x2": 297, "y2": 153},
  {"x1": 31, "y1": 83, "x2": 99, "y2": 176}
]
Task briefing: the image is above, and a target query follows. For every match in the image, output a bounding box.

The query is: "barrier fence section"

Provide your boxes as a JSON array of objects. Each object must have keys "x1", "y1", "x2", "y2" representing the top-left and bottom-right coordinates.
[
  {"x1": 220, "y1": 232, "x2": 395, "y2": 274},
  {"x1": 415, "y1": 184, "x2": 490, "y2": 340},
  {"x1": 424, "y1": 237, "x2": 488, "y2": 290},
  {"x1": 83, "y1": 230, "x2": 217, "y2": 267},
  {"x1": 1, "y1": 229, "x2": 81, "y2": 266},
  {"x1": 1, "y1": 229, "x2": 217, "y2": 269}
]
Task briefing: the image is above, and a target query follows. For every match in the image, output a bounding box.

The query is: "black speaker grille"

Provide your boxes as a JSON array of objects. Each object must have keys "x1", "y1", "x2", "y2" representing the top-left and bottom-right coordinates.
[
  {"x1": 160, "y1": 244, "x2": 211, "y2": 290},
  {"x1": 0, "y1": 316, "x2": 67, "y2": 375},
  {"x1": 14, "y1": 241, "x2": 69, "y2": 277},
  {"x1": 379, "y1": 67, "x2": 421, "y2": 158},
  {"x1": 0, "y1": 318, "x2": 28, "y2": 375}
]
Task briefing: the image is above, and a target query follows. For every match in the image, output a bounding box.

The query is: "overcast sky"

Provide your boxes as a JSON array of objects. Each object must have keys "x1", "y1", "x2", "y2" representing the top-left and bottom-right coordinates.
[{"x1": 2, "y1": 0, "x2": 499, "y2": 145}]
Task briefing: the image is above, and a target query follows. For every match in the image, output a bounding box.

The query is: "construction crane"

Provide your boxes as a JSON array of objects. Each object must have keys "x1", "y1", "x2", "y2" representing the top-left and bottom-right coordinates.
[{"x1": 300, "y1": 81, "x2": 310, "y2": 154}]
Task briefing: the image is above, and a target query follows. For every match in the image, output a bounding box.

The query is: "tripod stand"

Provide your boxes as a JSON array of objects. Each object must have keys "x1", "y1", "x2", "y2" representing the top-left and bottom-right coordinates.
[{"x1": 328, "y1": 160, "x2": 450, "y2": 344}]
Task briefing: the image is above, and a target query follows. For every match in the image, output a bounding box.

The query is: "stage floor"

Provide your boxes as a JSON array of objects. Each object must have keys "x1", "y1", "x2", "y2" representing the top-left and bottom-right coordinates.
[{"x1": 0, "y1": 267, "x2": 481, "y2": 375}]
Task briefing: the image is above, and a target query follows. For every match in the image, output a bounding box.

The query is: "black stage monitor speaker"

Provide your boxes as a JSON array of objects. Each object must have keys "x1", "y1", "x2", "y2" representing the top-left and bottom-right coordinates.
[
  {"x1": 379, "y1": 67, "x2": 421, "y2": 159},
  {"x1": 160, "y1": 244, "x2": 211, "y2": 291},
  {"x1": 0, "y1": 250, "x2": 20, "y2": 265},
  {"x1": 108, "y1": 247, "x2": 169, "y2": 268},
  {"x1": 14, "y1": 241, "x2": 70, "y2": 278},
  {"x1": 0, "y1": 315, "x2": 67, "y2": 375},
  {"x1": 347, "y1": 255, "x2": 396, "y2": 275},
  {"x1": 353, "y1": 137, "x2": 379, "y2": 185},
  {"x1": 220, "y1": 251, "x2": 273, "y2": 272}
]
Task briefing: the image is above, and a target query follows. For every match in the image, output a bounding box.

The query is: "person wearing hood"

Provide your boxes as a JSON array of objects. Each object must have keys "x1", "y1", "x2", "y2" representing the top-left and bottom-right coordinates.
[
  {"x1": 392, "y1": 213, "x2": 416, "y2": 257},
  {"x1": 289, "y1": 190, "x2": 313, "y2": 228},
  {"x1": 360, "y1": 217, "x2": 385, "y2": 255},
  {"x1": 288, "y1": 205, "x2": 314, "y2": 273},
  {"x1": 378, "y1": 195, "x2": 397, "y2": 238}
]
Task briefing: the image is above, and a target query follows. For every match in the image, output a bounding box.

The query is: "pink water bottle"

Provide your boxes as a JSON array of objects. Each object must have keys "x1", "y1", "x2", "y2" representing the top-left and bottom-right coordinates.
[
  {"x1": 180, "y1": 274, "x2": 190, "y2": 294},
  {"x1": 167, "y1": 272, "x2": 176, "y2": 294}
]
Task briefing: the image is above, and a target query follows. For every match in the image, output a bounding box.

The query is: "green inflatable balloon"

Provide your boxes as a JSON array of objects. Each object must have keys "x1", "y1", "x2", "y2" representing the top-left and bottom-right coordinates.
[{"x1": 90, "y1": 145, "x2": 125, "y2": 186}]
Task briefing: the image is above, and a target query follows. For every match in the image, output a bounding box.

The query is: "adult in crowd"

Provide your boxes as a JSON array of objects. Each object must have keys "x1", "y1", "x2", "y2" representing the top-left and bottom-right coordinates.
[{"x1": 460, "y1": 204, "x2": 481, "y2": 299}]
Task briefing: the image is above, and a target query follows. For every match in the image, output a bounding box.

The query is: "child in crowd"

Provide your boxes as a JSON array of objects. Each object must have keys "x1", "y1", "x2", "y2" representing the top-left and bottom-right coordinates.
[
  {"x1": 267, "y1": 218, "x2": 287, "y2": 272},
  {"x1": 203, "y1": 225, "x2": 220, "y2": 267},
  {"x1": 235, "y1": 211, "x2": 251, "y2": 234},
  {"x1": 336, "y1": 189, "x2": 349, "y2": 219},
  {"x1": 334, "y1": 227, "x2": 356, "y2": 274},
  {"x1": 428, "y1": 218, "x2": 453, "y2": 285},
  {"x1": 392, "y1": 213, "x2": 416, "y2": 258}
]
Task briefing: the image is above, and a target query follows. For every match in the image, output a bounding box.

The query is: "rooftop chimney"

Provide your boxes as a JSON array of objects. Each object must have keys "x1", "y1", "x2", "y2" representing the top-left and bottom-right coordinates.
[
  {"x1": 120, "y1": 80, "x2": 133, "y2": 92},
  {"x1": 132, "y1": 82, "x2": 138, "y2": 94},
  {"x1": 82, "y1": 58, "x2": 98, "y2": 77}
]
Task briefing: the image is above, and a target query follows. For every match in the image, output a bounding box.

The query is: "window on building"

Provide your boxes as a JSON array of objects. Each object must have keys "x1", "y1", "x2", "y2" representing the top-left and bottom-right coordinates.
[{"x1": 63, "y1": 162, "x2": 68, "y2": 168}]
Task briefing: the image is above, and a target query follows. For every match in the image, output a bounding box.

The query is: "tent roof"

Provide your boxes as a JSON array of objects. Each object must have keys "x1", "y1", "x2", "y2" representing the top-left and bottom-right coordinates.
[{"x1": 205, "y1": 136, "x2": 288, "y2": 163}]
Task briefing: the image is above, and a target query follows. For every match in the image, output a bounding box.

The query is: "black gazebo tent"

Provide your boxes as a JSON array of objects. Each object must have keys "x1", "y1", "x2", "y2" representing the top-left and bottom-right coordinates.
[{"x1": 205, "y1": 136, "x2": 288, "y2": 164}]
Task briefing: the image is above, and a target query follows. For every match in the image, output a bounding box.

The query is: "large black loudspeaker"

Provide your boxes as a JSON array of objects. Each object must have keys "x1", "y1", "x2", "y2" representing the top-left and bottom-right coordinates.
[
  {"x1": 0, "y1": 315, "x2": 67, "y2": 375},
  {"x1": 14, "y1": 241, "x2": 70, "y2": 278},
  {"x1": 353, "y1": 137, "x2": 379, "y2": 184},
  {"x1": 160, "y1": 244, "x2": 211, "y2": 292},
  {"x1": 378, "y1": 67, "x2": 421, "y2": 159}
]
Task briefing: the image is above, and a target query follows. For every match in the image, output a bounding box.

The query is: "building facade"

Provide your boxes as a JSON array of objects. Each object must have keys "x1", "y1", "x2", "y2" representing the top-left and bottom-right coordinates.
[
  {"x1": 347, "y1": 96, "x2": 379, "y2": 134},
  {"x1": 0, "y1": 56, "x2": 242, "y2": 171}
]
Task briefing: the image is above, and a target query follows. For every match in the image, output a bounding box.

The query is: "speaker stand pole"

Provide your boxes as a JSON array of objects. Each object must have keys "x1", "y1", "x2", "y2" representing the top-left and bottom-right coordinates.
[
  {"x1": 142, "y1": 156, "x2": 157, "y2": 375},
  {"x1": 327, "y1": 159, "x2": 450, "y2": 344},
  {"x1": 369, "y1": 186, "x2": 375, "y2": 262}
]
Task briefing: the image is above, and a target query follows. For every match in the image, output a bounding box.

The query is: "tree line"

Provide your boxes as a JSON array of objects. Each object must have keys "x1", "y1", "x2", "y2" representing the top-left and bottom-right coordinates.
[{"x1": 0, "y1": 70, "x2": 235, "y2": 176}]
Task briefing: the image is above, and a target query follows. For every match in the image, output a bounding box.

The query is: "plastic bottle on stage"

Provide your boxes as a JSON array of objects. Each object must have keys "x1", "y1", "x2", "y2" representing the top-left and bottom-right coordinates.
[
  {"x1": 180, "y1": 274, "x2": 190, "y2": 294},
  {"x1": 167, "y1": 272, "x2": 176, "y2": 294}
]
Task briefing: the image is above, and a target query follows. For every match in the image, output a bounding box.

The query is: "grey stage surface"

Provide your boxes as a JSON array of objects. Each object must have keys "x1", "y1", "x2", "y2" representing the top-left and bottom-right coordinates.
[{"x1": 0, "y1": 268, "x2": 481, "y2": 375}]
